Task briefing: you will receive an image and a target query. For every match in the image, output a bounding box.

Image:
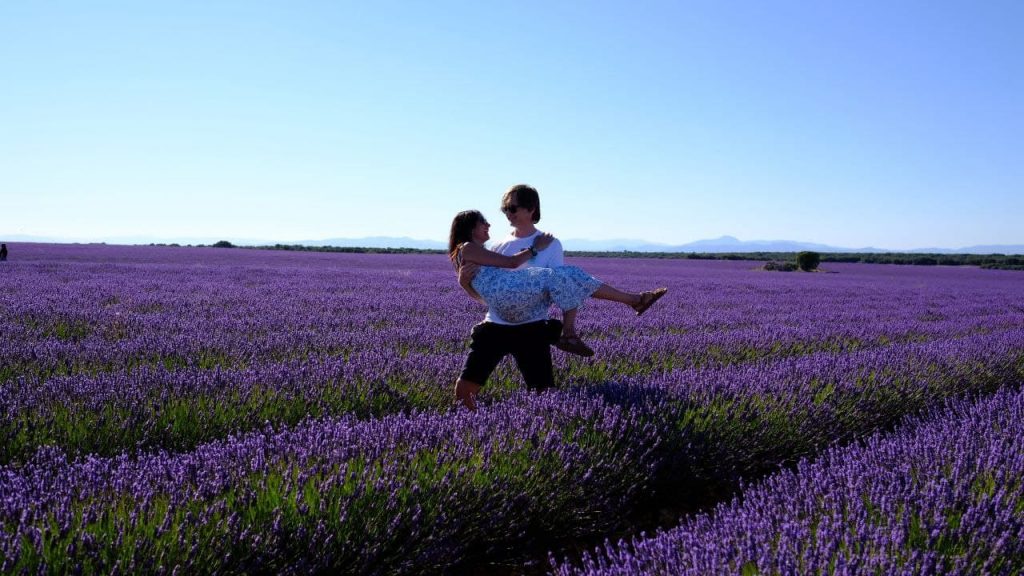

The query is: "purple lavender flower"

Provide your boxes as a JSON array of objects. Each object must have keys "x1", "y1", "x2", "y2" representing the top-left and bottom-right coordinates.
[
  {"x1": 553, "y1": 386, "x2": 1024, "y2": 575},
  {"x1": 1, "y1": 244, "x2": 1022, "y2": 573}
]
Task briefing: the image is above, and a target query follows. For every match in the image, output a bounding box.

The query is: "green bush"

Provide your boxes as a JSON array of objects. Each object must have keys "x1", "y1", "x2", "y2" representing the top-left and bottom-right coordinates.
[
  {"x1": 796, "y1": 251, "x2": 821, "y2": 271},
  {"x1": 762, "y1": 261, "x2": 797, "y2": 272}
]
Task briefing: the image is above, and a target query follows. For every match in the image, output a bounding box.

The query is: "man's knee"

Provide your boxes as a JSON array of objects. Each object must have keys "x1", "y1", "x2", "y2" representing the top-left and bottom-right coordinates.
[
  {"x1": 462, "y1": 322, "x2": 507, "y2": 387},
  {"x1": 454, "y1": 378, "x2": 481, "y2": 410}
]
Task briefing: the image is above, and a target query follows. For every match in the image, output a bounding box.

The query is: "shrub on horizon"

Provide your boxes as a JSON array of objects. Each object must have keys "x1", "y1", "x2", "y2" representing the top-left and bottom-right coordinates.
[{"x1": 796, "y1": 251, "x2": 820, "y2": 271}]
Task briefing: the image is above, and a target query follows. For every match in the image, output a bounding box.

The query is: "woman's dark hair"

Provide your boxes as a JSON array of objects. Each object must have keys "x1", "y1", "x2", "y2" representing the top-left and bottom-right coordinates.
[
  {"x1": 503, "y1": 184, "x2": 541, "y2": 223},
  {"x1": 448, "y1": 210, "x2": 485, "y2": 260}
]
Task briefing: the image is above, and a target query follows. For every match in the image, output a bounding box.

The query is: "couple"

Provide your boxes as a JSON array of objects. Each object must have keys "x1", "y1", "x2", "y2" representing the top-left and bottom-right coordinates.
[{"x1": 449, "y1": 184, "x2": 667, "y2": 410}]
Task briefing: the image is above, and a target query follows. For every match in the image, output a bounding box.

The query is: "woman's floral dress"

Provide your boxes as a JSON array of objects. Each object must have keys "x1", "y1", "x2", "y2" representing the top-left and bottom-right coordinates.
[{"x1": 470, "y1": 262, "x2": 603, "y2": 324}]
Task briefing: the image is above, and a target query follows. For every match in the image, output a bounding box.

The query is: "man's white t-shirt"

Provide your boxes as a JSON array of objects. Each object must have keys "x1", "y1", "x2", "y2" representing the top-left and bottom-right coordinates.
[{"x1": 484, "y1": 230, "x2": 564, "y2": 325}]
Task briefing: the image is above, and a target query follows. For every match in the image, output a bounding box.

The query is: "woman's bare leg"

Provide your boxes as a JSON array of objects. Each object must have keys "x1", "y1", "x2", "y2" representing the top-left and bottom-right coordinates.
[
  {"x1": 592, "y1": 284, "x2": 643, "y2": 307},
  {"x1": 562, "y1": 308, "x2": 579, "y2": 336},
  {"x1": 554, "y1": 308, "x2": 594, "y2": 356},
  {"x1": 593, "y1": 284, "x2": 669, "y2": 315}
]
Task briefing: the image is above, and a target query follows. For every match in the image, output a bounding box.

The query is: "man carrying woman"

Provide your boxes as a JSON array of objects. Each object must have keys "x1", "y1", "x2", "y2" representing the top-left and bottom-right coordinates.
[{"x1": 451, "y1": 184, "x2": 666, "y2": 409}]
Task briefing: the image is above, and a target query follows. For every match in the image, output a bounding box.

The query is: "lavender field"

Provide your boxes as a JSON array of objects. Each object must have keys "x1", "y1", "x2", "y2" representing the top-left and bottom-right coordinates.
[{"x1": 1, "y1": 243, "x2": 1023, "y2": 574}]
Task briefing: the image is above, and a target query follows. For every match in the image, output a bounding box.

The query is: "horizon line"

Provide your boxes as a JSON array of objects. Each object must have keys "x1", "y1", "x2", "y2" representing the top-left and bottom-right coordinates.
[{"x1": 3, "y1": 234, "x2": 1023, "y2": 256}]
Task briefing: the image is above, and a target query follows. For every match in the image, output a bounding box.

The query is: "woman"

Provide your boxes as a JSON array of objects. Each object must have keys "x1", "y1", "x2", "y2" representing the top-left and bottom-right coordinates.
[{"x1": 449, "y1": 210, "x2": 667, "y2": 357}]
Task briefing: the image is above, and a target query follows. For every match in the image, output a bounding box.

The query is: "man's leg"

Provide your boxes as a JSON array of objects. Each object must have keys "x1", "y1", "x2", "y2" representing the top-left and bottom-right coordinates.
[
  {"x1": 510, "y1": 319, "x2": 562, "y2": 392},
  {"x1": 455, "y1": 322, "x2": 507, "y2": 410}
]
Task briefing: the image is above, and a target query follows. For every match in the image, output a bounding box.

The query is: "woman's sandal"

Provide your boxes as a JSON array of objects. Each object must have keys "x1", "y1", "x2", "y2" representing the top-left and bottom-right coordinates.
[
  {"x1": 633, "y1": 287, "x2": 668, "y2": 316},
  {"x1": 555, "y1": 334, "x2": 595, "y2": 357}
]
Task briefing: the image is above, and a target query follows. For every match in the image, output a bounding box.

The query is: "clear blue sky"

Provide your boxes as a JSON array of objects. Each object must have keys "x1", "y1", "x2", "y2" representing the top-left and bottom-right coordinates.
[{"x1": 2, "y1": 1, "x2": 1021, "y2": 250}]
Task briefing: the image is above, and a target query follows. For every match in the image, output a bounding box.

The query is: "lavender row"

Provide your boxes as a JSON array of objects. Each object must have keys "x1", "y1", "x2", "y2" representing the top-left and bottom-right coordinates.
[
  {"x1": 0, "y1": 250, "x2": 474, "y2": 383},
  {"x1": 0, "y1": 352, "x2": 462, "y2": 465},
  {"x1": 2, "y1": 325, "x2": 1021, "y2": 469},
  {"x1": 2, "y1": 329, "x2": 1020, "y2": 573},
  {"x1": 2, "y1": 245, "x2": 1023, "y2": 571},
  {"x1": 554, "y1": 384, "x2": 1024, "y2": 575},
  {"x1": 576, "y1": 263, "x2": 1023, "y2": 368},
  {"x1": 599, "y1": 328, "x2": 1024, "y2": 484},
  {"x1": 0, "y1": 389, "x2": 659, "y2": 575},
  {"x1": 2, "y1": 335, "x2": 1020, "y2": 574},
  {"x1": 4, "y1": 246, "x2": 1022, "y2": 385}
]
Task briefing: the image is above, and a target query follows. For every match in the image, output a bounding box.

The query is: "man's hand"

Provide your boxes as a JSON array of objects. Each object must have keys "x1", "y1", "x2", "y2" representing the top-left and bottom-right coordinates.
[{"x1": 458, "y1": 263, "x2": 484, "y2": 302}]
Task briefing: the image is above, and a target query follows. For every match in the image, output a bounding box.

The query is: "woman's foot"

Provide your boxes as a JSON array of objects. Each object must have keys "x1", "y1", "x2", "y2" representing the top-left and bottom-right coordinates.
[
  {"x1": 633, "y1": 287, "x2": 668, "y2": 316},
  {"x1": 555, "y1": 334, "x2": 595, "y2": 357}
]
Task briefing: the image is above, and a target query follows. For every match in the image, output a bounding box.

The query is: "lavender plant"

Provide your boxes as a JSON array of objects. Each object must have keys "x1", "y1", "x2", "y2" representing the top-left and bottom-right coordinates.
[
  {"x1": 2, "y1": 244, "x2": 1023, "y2": 573},
  {"x1": 3, "y1": 245, "x2": 1023, "y2": 466},
  {"x1": 553, "y1": 385, "x2": 1024, "y2": 575},
  {"x1": 0, "y1": 390, "x2": 659, "y2": 574}
]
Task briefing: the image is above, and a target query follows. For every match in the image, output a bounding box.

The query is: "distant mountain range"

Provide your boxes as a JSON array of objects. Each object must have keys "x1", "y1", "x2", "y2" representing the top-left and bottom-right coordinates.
[
  {"x1": 4, "y1": 233, "x2": 1023, "y2": 255},
  {"x1": 308, "y1": 235, "x2": 1023, "y2": 255},
  {"x1": 560, "y1": 235, "x2": 1024, "y2": 255}
]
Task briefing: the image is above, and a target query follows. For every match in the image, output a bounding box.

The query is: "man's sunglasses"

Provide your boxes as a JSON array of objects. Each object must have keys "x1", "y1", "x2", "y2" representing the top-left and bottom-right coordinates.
[{"x1": 502, "y1": 204, "x2": 522, "y2": 214}]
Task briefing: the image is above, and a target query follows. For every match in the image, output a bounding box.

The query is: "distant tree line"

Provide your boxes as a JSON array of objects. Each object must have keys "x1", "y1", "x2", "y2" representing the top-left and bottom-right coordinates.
[
  {"x1": 564, "y1": 250, "x2": 1024, "y2": 270},
  {"x1": 170, "y1": 242, "x2": 1022, "y2": 270},
  {"x1": 200, "y1": 241, "x2": 443, "y2": 255},
  {"x1": 821, "y1": 252, "x2": 1024, "y2": 269}
]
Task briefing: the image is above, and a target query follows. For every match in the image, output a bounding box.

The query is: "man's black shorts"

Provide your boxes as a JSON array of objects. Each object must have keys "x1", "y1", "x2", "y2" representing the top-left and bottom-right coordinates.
[{"x1": 459, "y1": 319, "x2": 563, "y2": 390}]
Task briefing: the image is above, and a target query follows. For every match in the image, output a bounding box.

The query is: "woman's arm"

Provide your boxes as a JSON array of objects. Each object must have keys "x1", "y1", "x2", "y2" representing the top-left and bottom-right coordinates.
[
  {"x1": 459, "y1": 242, "x2": 534, "y2": 269},
  {"x1": 458, "y1": 263, "x2": 485, "y2": 303}
]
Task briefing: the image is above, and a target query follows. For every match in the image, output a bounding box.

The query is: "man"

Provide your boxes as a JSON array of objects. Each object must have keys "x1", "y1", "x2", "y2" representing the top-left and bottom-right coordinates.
[{"x1": 453, "y1": 184, "x2": 568, "y2": 409}]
